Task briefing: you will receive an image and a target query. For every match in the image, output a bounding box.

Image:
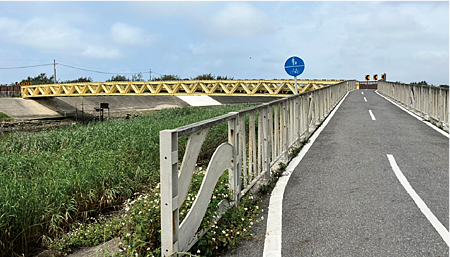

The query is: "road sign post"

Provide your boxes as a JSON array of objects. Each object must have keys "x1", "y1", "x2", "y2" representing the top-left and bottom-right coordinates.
[{"x1": 284, "y1": 56, "x2": 305, "y2": 95}]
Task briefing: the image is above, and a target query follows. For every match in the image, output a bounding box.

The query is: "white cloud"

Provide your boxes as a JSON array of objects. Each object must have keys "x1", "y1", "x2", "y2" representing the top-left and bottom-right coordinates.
[
  {"x1": 0, "y1": 17, "x2": 122, "y2": 60},
  {"x1": 0, "y1": 17, "x2": 83, "y2": 50},
  {"x1": 110, "y1": 22, "x2": 153, "y2": 46},
  {"x1": 203, "y1": 2, "x2": 279, "y2": 39},
  {"x1": 128, "y1": 2, "x2": 213, "y2": 19},
  {"x1": 414, "y1": 51, "x2": 448, "y2": 63},
  {"x1": 82, "y1": 46, "x2": 121, "y2": 59}
]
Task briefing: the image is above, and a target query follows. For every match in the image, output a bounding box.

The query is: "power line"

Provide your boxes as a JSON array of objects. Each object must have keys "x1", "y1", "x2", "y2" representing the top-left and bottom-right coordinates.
[
  {"x1": 57, "y1": 62, "x2": 164, "y2": 76},
  {"x1": 0, "y1": 63, "x2": 54, "y2": 69},
  {"x1": 0, "y1": 61, "x2": 165, "y2": 77},
  {"x1": 58, "y1": 63, "x2": 141, "y2": 75}
]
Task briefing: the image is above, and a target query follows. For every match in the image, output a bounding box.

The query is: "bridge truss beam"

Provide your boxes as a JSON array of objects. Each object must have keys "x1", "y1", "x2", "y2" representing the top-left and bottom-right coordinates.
[{"x1": 21, "y1": 79, "x2": 345, "y2": 98}]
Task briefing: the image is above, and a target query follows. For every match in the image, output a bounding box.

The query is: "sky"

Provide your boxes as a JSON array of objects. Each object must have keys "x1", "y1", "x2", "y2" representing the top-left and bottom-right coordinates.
[{"x1": 0, "y1": 1, "x2": 448, "y2": 86}]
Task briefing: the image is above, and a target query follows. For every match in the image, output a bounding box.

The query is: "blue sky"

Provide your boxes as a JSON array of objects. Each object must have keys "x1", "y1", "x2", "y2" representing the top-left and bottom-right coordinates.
[{"x1": 0, "y1": 1, "x2": 448, "y2": 85}]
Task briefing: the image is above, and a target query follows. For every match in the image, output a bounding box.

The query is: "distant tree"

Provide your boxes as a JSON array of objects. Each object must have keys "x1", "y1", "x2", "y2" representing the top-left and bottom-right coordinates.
[
  {"x1": 131, "y1": 72, "x2": 144, "y2": 81},
  {"x1": 193, "y1": 73, "x2": 215, "y2": 80},
  {"x1": 410, "y1": 81, "x2": 428, "y2": 86},
  {"x1": 106, "y1": 75, "x2": 128, "y2": 82},
  {"x1": 19, "y1": 73, "x2": 55, "y2": 85},
  {"x1": 63, "y1": 77, "x2": 93, "y2": 83},
  {"x1": 439, "y1": 84, "x2": 449, "y2": 89},
  {"x1": 216, "y1": 75, "x2": 234, "y2": 80},
  {"x1": 191, "y1": 73, "x2": 234, "y2": 80},
  {"x1": 152, "y1": 74, "x2": 181, "y2": 81}
]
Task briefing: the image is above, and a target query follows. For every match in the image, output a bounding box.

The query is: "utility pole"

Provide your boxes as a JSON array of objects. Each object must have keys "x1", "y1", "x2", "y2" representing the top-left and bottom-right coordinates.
[
  {"x1": 53, "y1": 59, "x2": 57, "y2": 84},
  {"x1": 149, "y1": 69, "x2": 152, "y2": 81}
]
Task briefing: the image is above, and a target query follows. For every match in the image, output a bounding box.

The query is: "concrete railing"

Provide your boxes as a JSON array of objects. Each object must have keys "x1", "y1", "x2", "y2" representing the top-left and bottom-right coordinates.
[
  {"x1": 377, "y1": 81, "x2": 449, "y2": 130},
  {"x1": 159, "y1": 80, "x2": 357, "y2": 256}
]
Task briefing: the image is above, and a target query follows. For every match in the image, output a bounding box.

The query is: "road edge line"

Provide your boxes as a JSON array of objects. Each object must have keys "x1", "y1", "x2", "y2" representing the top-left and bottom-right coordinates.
[{"x1": 262, "y1": 90, "x2": 351, "y2": 257}]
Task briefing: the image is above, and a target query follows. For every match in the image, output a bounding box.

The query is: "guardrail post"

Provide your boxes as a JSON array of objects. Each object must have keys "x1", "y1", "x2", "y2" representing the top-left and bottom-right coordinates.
[
  {"x1": 294, "y1": 96, "x2": 300, "y2": 144},
  {"x1": 228, "y1": 113, "x2": 241, "y2": 204},
  {"x1": 262, "y1": 106, "x2": 271, "y2": 180},
  {"x1": 282, "y1": 101, "x2": 289, "y2": 162},
  {"x1": 160, "y1": 130, "x2": 180, "y2": 257}
]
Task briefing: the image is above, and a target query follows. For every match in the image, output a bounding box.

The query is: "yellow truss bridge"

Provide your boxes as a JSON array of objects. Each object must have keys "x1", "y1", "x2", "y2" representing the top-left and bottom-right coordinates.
[{"x1": 21, "y1": 79, "x2": 345, "y2": 98}]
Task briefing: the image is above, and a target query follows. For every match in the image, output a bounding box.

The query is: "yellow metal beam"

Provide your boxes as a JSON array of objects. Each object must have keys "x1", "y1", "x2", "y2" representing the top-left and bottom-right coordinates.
[{"x1": 21, "y1": 79, "x2": 345, "y2": 98}]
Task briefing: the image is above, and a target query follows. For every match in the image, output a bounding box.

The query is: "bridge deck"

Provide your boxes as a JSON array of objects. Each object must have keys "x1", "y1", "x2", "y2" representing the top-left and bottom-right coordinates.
[{"x1": 221, "y1": 89, "x2": 449, "y2": 257}]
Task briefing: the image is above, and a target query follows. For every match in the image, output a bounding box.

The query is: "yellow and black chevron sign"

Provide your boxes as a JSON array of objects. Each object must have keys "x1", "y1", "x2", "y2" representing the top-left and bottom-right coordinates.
[
  {"x1": 381, "y1": 73, "x2": 386, "y2": 81},
  {"x1": 365, "y1": 75, "x2": 370, "y2": 81},
  {"x1": 373, "y1": 74, "x2": 378, "y2": 80}
]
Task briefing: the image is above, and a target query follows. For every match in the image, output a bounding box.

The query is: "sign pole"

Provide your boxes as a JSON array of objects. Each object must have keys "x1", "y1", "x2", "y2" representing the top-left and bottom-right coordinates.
[{"x1": 294, "y1": 76, "x2": 299, "y2": 95}]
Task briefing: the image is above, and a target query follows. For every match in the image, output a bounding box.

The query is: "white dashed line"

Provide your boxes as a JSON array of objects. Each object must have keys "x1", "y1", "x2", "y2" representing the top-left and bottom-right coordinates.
[
  {"x1": 387, "y1": 154, "x2": 449, "y2": 247},
  {"x1": 369, "y1": 110, "x2": 376, "y2": 120},
  {"x1": 364, "y1": 97, "x2": 367, "y2": 102},
  {"x1": 361, "y1": 92, "x2": 364, "y2": 95}
]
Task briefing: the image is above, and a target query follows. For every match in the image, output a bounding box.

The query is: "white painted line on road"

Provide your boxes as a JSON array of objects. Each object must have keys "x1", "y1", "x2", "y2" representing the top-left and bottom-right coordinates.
[
  {"x1": 387, "y1": 154, "x2": 449, "y2": 247},
  {"x1": 364, "y1": 97, "x2": 367, "y2": 102},
  {"x1": 375, "y1": 91, "x2": 449, "y2": 138},
  {"x1": 369, "y1": 110, "x2": 376, "y2": 120},
  {"x1": 361, "y1": 92, "x2": 364, "y2": 95},
  {"x1": 263, "y1": 91, "x2": 351, "y2": 257}
]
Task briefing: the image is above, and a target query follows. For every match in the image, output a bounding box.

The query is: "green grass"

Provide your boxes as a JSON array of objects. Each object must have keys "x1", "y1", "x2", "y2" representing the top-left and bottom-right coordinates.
[
  {"x1": 0, "y1": 112, "x2": 11, "y2": 120},
  {"x1": 0, "y1": 104, "x2": 255, "y2": 256}
]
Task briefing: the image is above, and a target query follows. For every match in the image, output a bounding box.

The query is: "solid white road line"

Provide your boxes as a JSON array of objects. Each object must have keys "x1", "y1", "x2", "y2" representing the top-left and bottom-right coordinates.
[
  {"x1": 364, "y1": 97, "x2": 367, "y2": 102},
  {"x1": 369, "y1": 110, "x2": 376, "y2": 120},
  {"x1": 263, "y1": 91, "x2": 351, "y2": 257},
  {"x1": 387, "y1": 154, "x2": 449, "y2": 247},
  {"x1": 375, "y1": 91, "x2": 449, "y2": 138}
]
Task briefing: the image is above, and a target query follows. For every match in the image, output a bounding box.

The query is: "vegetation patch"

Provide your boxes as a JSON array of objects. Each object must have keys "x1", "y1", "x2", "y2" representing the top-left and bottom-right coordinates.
[
  {"x1": 0, "y1": 104, "x2": 255, "y2": 256},
  {"x1": 0, "y1": 112, "x2": 11, "y2": 121}
]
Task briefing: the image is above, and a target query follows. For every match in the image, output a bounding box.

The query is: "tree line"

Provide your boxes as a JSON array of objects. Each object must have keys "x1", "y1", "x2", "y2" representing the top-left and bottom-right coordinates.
[
  {"x1": 0, "y1": 72, "x2": 234, "y2": 86},
  {"x1": 410, "y1": 81, "x2": 448, "y2": 88}
]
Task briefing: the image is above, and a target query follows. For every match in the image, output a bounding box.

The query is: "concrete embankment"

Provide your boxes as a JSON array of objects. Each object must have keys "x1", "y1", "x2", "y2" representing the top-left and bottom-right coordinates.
[
  {"x1": 0, "y1": 95, "x2": 281, "y2": 120},
  {"x1": 0, "y1": 98, "x2": 61, "y2": 119}
]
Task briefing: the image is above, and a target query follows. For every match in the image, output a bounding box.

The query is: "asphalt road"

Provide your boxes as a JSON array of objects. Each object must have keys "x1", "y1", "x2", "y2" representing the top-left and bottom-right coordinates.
[{"x1": 281, "y1": 89, "x2": 449, "y2": 256}]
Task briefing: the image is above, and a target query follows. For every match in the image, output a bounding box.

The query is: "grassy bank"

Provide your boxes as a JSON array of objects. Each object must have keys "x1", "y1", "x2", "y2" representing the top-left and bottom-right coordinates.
[
  {"x1": 0, "y1": 112, "x2": 11, "y2": 121},
  {"x1": 0, "y1": 104, "x2": 255, "y2": 256}
]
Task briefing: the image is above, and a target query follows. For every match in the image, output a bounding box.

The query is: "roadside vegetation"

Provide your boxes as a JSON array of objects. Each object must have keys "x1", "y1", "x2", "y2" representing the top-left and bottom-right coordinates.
[
  {"x1": 0, "y1": 104, "x2": 264, "y2": 256},
  {"x1": 0, "y1": 112, "x2": 11, "y2": 121}
]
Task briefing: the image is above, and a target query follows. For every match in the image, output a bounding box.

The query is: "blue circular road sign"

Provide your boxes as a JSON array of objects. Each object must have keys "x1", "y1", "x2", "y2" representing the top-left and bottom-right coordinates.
[{"x1": 284, "y1": 56, "x2": 305, "y2": 77}]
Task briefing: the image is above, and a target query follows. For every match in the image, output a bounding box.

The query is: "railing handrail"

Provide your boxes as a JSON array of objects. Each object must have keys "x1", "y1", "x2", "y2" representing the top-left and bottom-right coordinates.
[
  {"x1": 159, "y1": 80, "x2": 357, "y2": 256},
  {"x1": 377, "y1": 81, "x2": 449, "y2": 130}
]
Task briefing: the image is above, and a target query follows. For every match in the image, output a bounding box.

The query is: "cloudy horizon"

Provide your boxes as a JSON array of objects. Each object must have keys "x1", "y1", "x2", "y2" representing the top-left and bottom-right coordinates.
[{"x1": 0, "y1": 1, "x2": 448, "y2": 86}]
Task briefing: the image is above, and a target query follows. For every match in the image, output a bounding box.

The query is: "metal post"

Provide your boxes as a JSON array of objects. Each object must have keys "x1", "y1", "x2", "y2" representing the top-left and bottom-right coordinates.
[
  {"x1": 228, "y1": 113, "x2": 241, "y2": 204},
  {"x1": 262, "y1": 107, "x2": 270, "y2": 180},
  {"x1": 53, "y1": 59, "x2": 57, "y2": 84},
  {"x1": 160, "y1": 130, "x2": 180, "y2": 257},
  {"x1": 294, "y1": 76, "x2": 299, "y2": 95}
]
